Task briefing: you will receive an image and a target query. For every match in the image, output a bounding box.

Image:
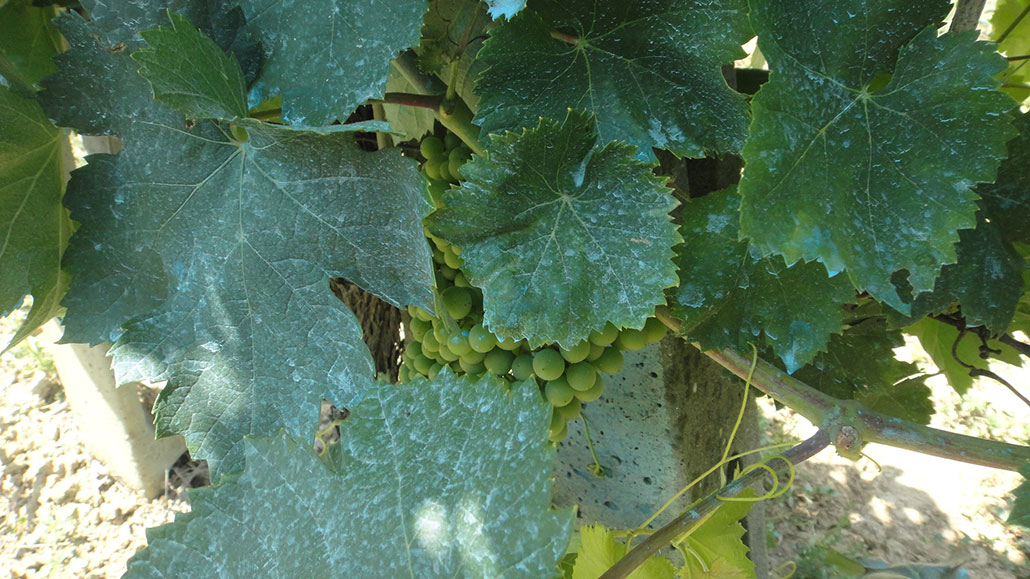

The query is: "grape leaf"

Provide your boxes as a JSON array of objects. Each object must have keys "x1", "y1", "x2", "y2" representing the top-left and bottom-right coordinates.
[
  {"x1": 904, "y1": 317, "x2": 1023, "y2": 396},
  {"x1": 793, "y1": 318, "x2": 933, "y2": 424},
  {"x1": 739, "y1": 0, "x2": 1017, "y2": 313},
  {"x1": 0, "y1": 87, "x2": 70, "y2": 352},
  {"x1": 125, "y1": 371, "x2": 574, "y2": 578},
  {"x1": 992, "y1": 0, "x2": 1030, "y2": 105},
  {"x1": 1010, "y1": 463, "x2": 1030, "y2": 528},
  {"x1": 671, "y1": 188, "x2": 854, "y2": 373},
  {"x1": 239, "y1": 0, "x2": 426, "y2": 126},
  {"x1": 979, "y1": 112, "x2": 1030, "y2": 245},
  {"x1": 132, "y1": 11, "x2": 248, "y2": 120},
  {"x1": 678, "y1": 498, "x2": 753, "y2": 579},
  {"x1": 425, "y1": 111, "x2": 680, "y2": 349},
  {"x1": 41, "y1": 13, "x2": 436, "y2": 473},
  {"x1": 571, "y1": 524, "x2": 675, "y2": 579},
  {"x1": 484, "y1": 0, "x2": 525, "y2": 19},
  {"x1": 0, "y1": 0, "x2": 62, "y2": 91},
  {"x1": 474, "y1": 0, "x2": 751, "y2": 160}
]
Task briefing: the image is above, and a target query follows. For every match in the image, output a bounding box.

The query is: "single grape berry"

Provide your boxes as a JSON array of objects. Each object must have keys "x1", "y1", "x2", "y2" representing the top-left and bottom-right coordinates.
[
  {"x1": 405, "y1": 341, "x2": 423, "y2": 360},
  {"x1": 548, "y1": 421, "x2": 567, "y2": 443},
  {"x1": 420, "y1": 136, "x2": 445, "y2": 159},
  {"x1": 511, "y1": 354, "x2": 535, "y2": 380},
  {"x1": 587, "y1": 343, "x2": 605, "y2": 361},
  {"x1": 557, "y1": 398, "x2": 582, "y2": 421},
  {"x1": 409, "y1": 317, "x2": 430, "y2": 341},
  {"x1": 550, "y1": 409, "x2": 565, "y2": 431},
  {"x1": 545, "y1": 378, "x2": 575, "y2": 407},
  {"x1": 421, "y1": 332, "x2": 440, "y2": 354},
  {"x1": 589, "y1": 322, "x2": 619, "y2": 346},
  {"x1": 565, "y1": 362, "x2": 597, "y2": 391},
  {"x1": 593, "y1": 346, "x2": 624, "y2": 375},
  {"x1": 413, "y1": 354, "x2": 433, "y2": 375},
  {"x1": 560, "y1": 340, "x2": 591, "y2": 364},
  {"x1": 533, "y1": 348, "x2": 565, "y2": 381},
  {"x1": 643, "y1": 317, "x2": 667, "y2": 343},
  {"x1": 446, "y1": 332, "x2": 472, "y2": 356},
  {"x1": 444, "y1": 132, "x2": 461, "y2": 149},
  {"x1": 468, "y1": 324, "x2": 498, "y2": 353},
  {"x1": 484, "y1": 349, "x2": 515, "y2": 375},
  {"x1": 497, "y1": 335, "x2": 521, "y2": 351},
  {"x1": 442, "y1": 286, "x2": 472, "y2": 319},
  {"x1": 427, "y1": 363, "x2": 443, "y2": 380},
  {"x1": 616, "y1": 328, "x2": 648, "y2": 351}
]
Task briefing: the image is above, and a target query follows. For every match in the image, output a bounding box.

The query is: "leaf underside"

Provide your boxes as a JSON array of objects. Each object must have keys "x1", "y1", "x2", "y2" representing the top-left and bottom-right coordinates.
[
  {"x1": 739, "y1": 0, "x2": 1016, "y2": 313},
  {"x1": 426, "y1": 111, "x2": 680, "y2": 348},
  {"x1": 126, "y1": 372, "x2": 575, "y2": 578}
]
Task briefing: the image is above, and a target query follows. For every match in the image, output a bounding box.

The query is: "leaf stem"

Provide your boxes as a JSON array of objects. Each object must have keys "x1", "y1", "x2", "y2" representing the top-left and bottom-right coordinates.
[
  {"x1": 372, "y1": 92, "x2": 444, "y2": 110},
  {"x1": 997, "y1": 4, "x2": 1030, "y2": 43},
  {"x1": 655, "y1": 307, "x2": 1030, "y2": 472},
  {"x1": 599, "y1": 431, "x2": 831, "y2": 579},
  {"x1": 1007, "y1": 54, "x2": 1030, "y2": 61},
  {"x1": 550, "y1": 30, "x2": 581, "y2": 45}
]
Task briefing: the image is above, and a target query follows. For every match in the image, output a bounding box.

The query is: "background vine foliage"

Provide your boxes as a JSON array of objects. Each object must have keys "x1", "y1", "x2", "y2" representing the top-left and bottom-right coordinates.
[{"x1": 1, "y1": 0, "x2": 1029, "y2": 576}]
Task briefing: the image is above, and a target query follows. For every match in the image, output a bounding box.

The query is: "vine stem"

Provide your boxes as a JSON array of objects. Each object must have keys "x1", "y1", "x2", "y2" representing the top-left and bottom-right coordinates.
[
  {"x1": 599, "y1": 430, "x2": 831, "y2": 579},
  {"x1": 654, "y1": 307, "x2": 1030, "y2": 472},
  {"x1": 949, "y1": 0, "x2": 986, "y2": 33},
  {"x1": 997, "y1": 3, "x2": 1030, "y2": 43}
]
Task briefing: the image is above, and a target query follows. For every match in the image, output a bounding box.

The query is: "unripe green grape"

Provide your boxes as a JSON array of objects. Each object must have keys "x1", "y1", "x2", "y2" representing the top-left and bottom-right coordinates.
[
  {"x1": 413, "y1": 354, "x2": 433, "y2": 375},
  {"x1": 448, "y1": 157, "x2": 464, "y2": 181},
  {"x1": 557, "y1": 398, "x2": 582, "y2": 421},
  {"x1": 427, "y1": 363, "x2": 443, "y2": 380},
  {"x1": 451, "y1": 245, "x2": 461, "y2": 256},
  {"x1": 439, "y1": 264, "x2": 458, "y2": 280},
  {"x1": 453, "y1": 273, "x2": 470, "y2": 288},
  {"x1": 550, "y1": 408, "x2": 565, "y2": 431},
  {"x1": 421, "y1": 332, "x2": 439, "y2": 354},
  {"x1": 484, "y1": 349, "x2": 515, "y2": 375},
  {"x1": 545, "y1": 378, "x2": 575, "y2": 406},
  {"x1": 560, "y1": 340, "x2": 591, "y2": 363},
  {"x1": 433, "y1": 323, "x2": 449, "y2": 343},
  {"x1": 430, "y1": 235, "x2": 450, "y2": 252},
  {"x1": 548, "y1": 421, "x2": 567, "y2": 443},
  {"x1": 436, "y1": 160, "x2": 454, "y2": 183},
  {"x1": 497, "y1": 336, "x2": 521, "y2": 351},
  {"x1": 469, "y1": 324, "x2": 498, "y2": 353},
  {"x1": 533, "y1": 348, "x2": 565, "y2": 381},
  {"x1": 420, "y1": 136, "x2": 446, "y2": 159},
  {"x1": 511, "y1": 354, "x2": 535, "y2": 380},
  {"x1": 438, "y1": 344, "x2": 459, "y2": 362},
  {"x1": 587, "y1": 343, "x2": 605, "y2": 361},
  {"x1": 446, "y1": 332, "x2": 472, "y2": 356},
  {"x1": 409, "y1": 317, "x2": 430, "y2": 341},
  {"x1": 424, "y1": 158, "x2": 444, "y2": 181},
  {"x1": 589, "y1": 322, "x2": 619, "y2": 346},
  {"x1": 460, "y1": 349, "x2": 485, "y2": 365},
  {"x1": 432, "y1": 246, "x2": 446, "y2": 265},
  {"x1": 444, "y1": 132, "x2": 461, "y2": 149},
  {"x1": 593, "y1": 346, "x2": 624, "y2": 375},
  {"x1": 449, "y1": 145, "x2": 471, "y2": 164},
  {"x1": 442, "y1": 286, "x2": 472, "y2": 319},
  {"x1": 643, "y1": 317, "x2": 667, "y2": 344},
  {"x1": 575, "y1": 375, "x2": 603, "y2": 402},
  {"x1": 427, "y1": 181, "x2": 448, "y2": 206},
  {"x1": 565, "y1": 362, "x2": 596, "y2": 391},
  {"x1": 459, "y1": 357, "x2": 485, "y2": 375},
  {"x1": 443, "y1": 249, "x2": 462, "y2": 269},
  {"x1": 406, "y1": 341, "x2": 424, "y2": 360},
  {"x1": 616, "y1": 328, "x2": 647, "y2": 351},
  {"x1": 398, "y1": 365, "x2": 411, "y2": 383},
  {"x1": 408, "y1": 305, "x2": 433, "y2": 322}
]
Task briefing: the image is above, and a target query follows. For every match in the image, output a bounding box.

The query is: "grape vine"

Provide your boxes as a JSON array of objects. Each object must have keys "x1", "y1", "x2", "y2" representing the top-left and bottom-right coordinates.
[{"x1": 1, "y1": 0, "x2": 1029, "y2": 576}]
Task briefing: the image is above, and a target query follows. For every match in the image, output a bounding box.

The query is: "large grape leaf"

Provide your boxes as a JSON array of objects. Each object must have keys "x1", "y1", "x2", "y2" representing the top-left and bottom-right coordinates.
[
  {"x1": 571, "y1": 524, "x2": 675, "y2": 579},
  {"x1": 1010, "y1": 464, "x2": 1030, "y2": 528},
  {"x1": 0, "y1": 0, "x2": 62, "y2": 91},
  {"x1": 425, "y1": 111, "x2": 680, "y2": 348},
  {"x1": 0, "y1": 87, "x2": 70, "y2": 352},
  {"x1": 40, "y1": 13, "x2": 436, "y2": 473},
  {"x1": 239, "y1": 0, "x2": 426, "y2": 126},
  {"x1": 132, "y1": 12, "x2": 248, "y2": 120},
  {"x1": 992, "y1": 0, "x2": 1030, "y2": 105},
  {"x1": 474, "y1": 0, "x2": 751, "y2": 160},
  {"x1": 678, "y1": 498, "x2": 754, "y2": 579},
  {"x1": 739, "y1": 0, "x2": 1017, "y2": 313},
  {"x1": 126, "y1": 372, "x2": 575, "y2": 578},
  {"x1": 671, "y1": 188, "x2": 854, "y2": 373},
  {"x1": 793, "y1": 318, "x2": 933, "y2": 424}
]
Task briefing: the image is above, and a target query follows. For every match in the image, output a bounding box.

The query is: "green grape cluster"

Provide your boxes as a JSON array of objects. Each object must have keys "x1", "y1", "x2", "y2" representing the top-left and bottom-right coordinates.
[{"x1": 400, "y1": 132, "x2": 669, "y2": 443}]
